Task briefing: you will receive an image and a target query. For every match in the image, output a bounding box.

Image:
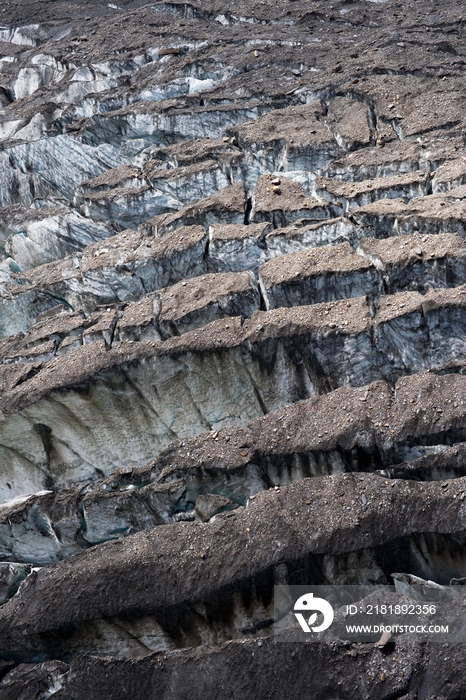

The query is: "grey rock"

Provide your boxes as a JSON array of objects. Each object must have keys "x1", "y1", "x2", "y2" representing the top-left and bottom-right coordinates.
[
  {"x1": 0, "y1": 562, "x2": 31, "y2": 604},
  {"x1": 251, "y1": 173, "x2": 336, "y2": 228},
  {"x1": 194, "y1": 493, "x2": 236, "y2": 522},
  {"x1": 0, "y1": 660, "x2": 69, "y2": 700},
  {"x1": 259, "y1": 241, "x2": 381, "y2": 309},
  {"x1": 352, "y1": 186, "x2": 466, "y2": 238},
  {"x1": 265, "y1": 217, "x2": 359, "y2": 257},
  {"x1": 0, "y1": 0, "x2": 466, "y2": 691},
  {"x1": 208, "y1": 222, "x2": 271, "y2": 273},
  {"x1": 358, "y1": 232, "x2": 466, "y2": 293},
  {"x1": 315, "y1": 170, "x2": 429, "y2": 213},
  {"x1": 2, "y1": 473, "x2": 466, "y2": 658}
]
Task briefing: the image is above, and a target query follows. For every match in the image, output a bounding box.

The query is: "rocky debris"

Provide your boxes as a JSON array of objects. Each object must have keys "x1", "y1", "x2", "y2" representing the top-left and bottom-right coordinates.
[
  {"x1": 319, "y1": 135, "x2": 461, "y2": 182},
  {"x1": 315, "y1": 170, "x2": 429, "y2": 212},
  {"x1": 145, "y1": 371, "x2": 466, "y2": 488},
  {"x1": 76, "y1": 160, "x2": 233, "y2": 229},
  {"x1": 114, "y1": 297, "x2": 160, "y2": 343},
  {"x1": 208, "y1": 222, "x2": 271, "y2": 272},
  {"x1": 73, "y1": 165, "x2": 149, "y2": 228},
  {"x1": 75, "y1": 165, "x2": 146, "y2": 200},
  {"x1": 323, "y1": 96, "x2": 373, "y2": 152},
  {"x1": 391, "y1": 572, "x2": 455, "y2": 599},
  {"x1": 432, "y1": 158, "x2": 466, "y2": 193},
  {"x1": 363, "y1": 75, "x2": 466, "y2": 142},
  {"x1": 142, "y1": 182, "x2": 247, "y2": 236},
  {"x1": 1, "y1": 214, "x2": 357, "y2": 332},
  {"x1": 0, "y1": 310, "x2": 91, "y2": 363},
  {"x1": 379, "y1": 443, "x2": 466, "y2": 482},
  {"x1": 2, "y1": 472, "x2": 466, "y2": 659},
  {"x1": 0, "y1": 0, "x2": 466, "y2": 692},
  {"x1": 265, "y1": 217, "x2": 360, "y2": 257},
  {"x1": 251, "y1": 174, "x2": 336, "y2": 228},
  {"x1": 81, "y1": 308, "x2": 120, "y2": 347},
  {"x1": 194, "y1": 493, "x2": 237, "y2": 522},
  {"x1": 5, "y1": 224, "x2": 466, "y2": 342},
  {"x1": 148, "y1": 138, "x2": 243, "y2": 171},
  {"x1": 352, "y1": 185, "x2": 466, "y2": 237},
  {"x1": 145, "y1": 159, "x2": 230, "y2": 204},
  {"x1": 2, "y1": 370, "x2": 466, "y2": 565},
  {"x1": 1, "y1": 267, "x2": 259, "y2": 348},
  {"x1": 262, "y1": 232, "x2": 466, "y2": 307},
  {"x1": 6, "y1": 225, "x2": 208, "y2": 317},
  {"x1": 358, "y1": 232, "x2": 466, "y2": 294},
  {"x1": 77, "y1": 99, "x2": 271, "y2": 155},
  {"x1": 156, "y1": 271, "x2": 259, "y2": 338},
  {"x1": 4, "y1": 218, "x2": 450, "y2": 343},
  {"x1": 78, "y1": 184, "x2": 179, "y2": 230},
  {"x1": 231, "y1": 102, "x2": 342, "y2": 174},
  {"x1": 4, "y1": 291, "x2": 466, "y2": 497},
  {"x1": 1, "y1": 636, "x2": 464, "y2": 700},
  {"x1": 258, "y1": 241, "x2": 381, "y2": 309}
]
